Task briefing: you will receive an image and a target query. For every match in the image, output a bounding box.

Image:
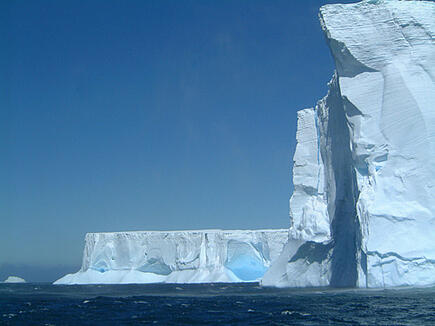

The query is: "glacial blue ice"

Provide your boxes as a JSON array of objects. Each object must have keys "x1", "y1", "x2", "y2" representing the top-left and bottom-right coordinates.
[{"x1": 225, "y1": 241, "x2": 268, "y2": 281}]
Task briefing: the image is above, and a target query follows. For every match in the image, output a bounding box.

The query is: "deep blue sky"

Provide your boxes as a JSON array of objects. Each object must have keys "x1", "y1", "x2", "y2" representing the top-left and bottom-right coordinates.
[{"x1": 1, "y1": 0, "x2": 357, "y2": 280}]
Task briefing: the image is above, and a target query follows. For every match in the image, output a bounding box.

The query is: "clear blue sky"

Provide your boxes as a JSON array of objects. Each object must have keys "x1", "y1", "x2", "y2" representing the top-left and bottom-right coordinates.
[{"x1": 1, "y1": 0, "x2": 357, "y2": 281}]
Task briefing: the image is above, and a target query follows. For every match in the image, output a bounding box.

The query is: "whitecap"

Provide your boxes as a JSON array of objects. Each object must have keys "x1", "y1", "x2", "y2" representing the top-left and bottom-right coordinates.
[{"x1": 281, "y1": 310, "x2": 295, "y2": 315}]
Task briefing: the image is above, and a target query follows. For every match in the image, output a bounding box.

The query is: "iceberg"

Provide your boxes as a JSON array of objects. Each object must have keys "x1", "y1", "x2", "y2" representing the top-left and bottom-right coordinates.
[
  {"x1": 55, "y1": 0, "x2": 433, "y2": 289},
  {"x1": 263, "y1": 0, "x2": 435, "y2": 288},
  {"x1": 4, "y1": 276, "x2": 26, "y2": 283},
  {"x1": 54, "y1": 229, "x2": 288, "y2": 284}
]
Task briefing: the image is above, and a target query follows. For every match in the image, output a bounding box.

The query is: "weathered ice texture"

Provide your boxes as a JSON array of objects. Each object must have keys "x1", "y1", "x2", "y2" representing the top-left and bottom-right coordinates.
[
  {"x1": 54, "y1": 230, "x2": 288, "y2": 284},
  {"x1": 263, "y1": 0, "x2": 435, "y2": 288}
]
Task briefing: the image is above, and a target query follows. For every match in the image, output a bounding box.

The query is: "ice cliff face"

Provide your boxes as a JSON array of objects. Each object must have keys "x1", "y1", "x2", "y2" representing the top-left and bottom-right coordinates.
[
  {"x1": 54, "y1": 230, "x2": 288, "y2": 284},
  {"x1": 263, "y1": 0, "x2": 435, "y2": 288}
]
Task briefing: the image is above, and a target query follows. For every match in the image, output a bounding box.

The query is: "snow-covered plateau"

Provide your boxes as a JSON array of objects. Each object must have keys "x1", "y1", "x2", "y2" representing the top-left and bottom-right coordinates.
[
  {"x1": 54, "y1": 230, "x2": 288, "y2": 284},
  {"x1": 262, "y1": 0, "x2": 435, "y2": 288}
]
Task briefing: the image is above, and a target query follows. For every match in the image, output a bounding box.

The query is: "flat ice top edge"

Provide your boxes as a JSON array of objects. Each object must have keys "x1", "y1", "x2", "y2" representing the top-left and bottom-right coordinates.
[{"x1": 86, "y1": 228, "x2": 289, "y2": 235}]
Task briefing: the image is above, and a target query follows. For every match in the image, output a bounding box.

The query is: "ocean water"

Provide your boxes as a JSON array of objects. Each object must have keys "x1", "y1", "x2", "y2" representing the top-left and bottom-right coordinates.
[{"x1": 0, "y1": 283, "x2": 434, "y2": 325}]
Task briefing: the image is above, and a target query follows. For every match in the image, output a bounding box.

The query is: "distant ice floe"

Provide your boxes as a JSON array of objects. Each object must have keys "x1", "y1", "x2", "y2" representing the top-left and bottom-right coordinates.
[{"x1": 4, "y1": 276, "x2": 26, "y2": 283}]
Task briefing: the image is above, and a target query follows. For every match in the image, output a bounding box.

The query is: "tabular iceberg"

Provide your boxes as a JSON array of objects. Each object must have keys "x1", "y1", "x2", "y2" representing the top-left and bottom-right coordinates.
[
  {"x1": 54, "y1": 229, "x2": 288, "y2": 284},
  {"x1": 263, "y1": 0, "x2": 435, "y2": 288}
]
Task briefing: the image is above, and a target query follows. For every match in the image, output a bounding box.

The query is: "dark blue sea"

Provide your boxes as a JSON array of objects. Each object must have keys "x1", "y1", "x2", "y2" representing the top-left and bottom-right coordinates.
[{"x1": 1, "y1": 283, "x2": 434, "y2": 325}]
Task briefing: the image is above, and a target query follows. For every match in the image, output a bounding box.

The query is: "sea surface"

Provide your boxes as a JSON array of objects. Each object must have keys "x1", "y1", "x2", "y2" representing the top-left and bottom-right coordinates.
[{"x1": 0, "y1": 283, "x2": 434, "y2": 325}]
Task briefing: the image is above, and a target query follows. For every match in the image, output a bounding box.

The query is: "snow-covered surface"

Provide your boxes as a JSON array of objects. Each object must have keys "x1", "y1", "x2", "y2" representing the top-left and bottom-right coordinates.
[
  {"x1": 263, "y1": 0, "x2": 435, "y2": 288},
  {"x1": 4, "y1": 276, "x2": 26, "y2": 283},
  {"x1": 54, "y1": 229, "x2": 288, "y2": 284}
]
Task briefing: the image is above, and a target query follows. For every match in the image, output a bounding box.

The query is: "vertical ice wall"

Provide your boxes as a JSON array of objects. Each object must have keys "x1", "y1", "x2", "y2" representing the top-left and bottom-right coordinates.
[{"x1": 263, "y1": 0, "x2": 435, "y2": 288}]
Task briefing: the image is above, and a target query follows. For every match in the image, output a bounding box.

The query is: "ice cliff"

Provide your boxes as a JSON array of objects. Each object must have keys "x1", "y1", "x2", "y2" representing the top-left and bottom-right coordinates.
[
  {"x1": 54, "y1": 230, "x2": 288, "y2": 284},
  {"x1": 262, "y1": 0, "x2": 435, "y2": 288}
]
